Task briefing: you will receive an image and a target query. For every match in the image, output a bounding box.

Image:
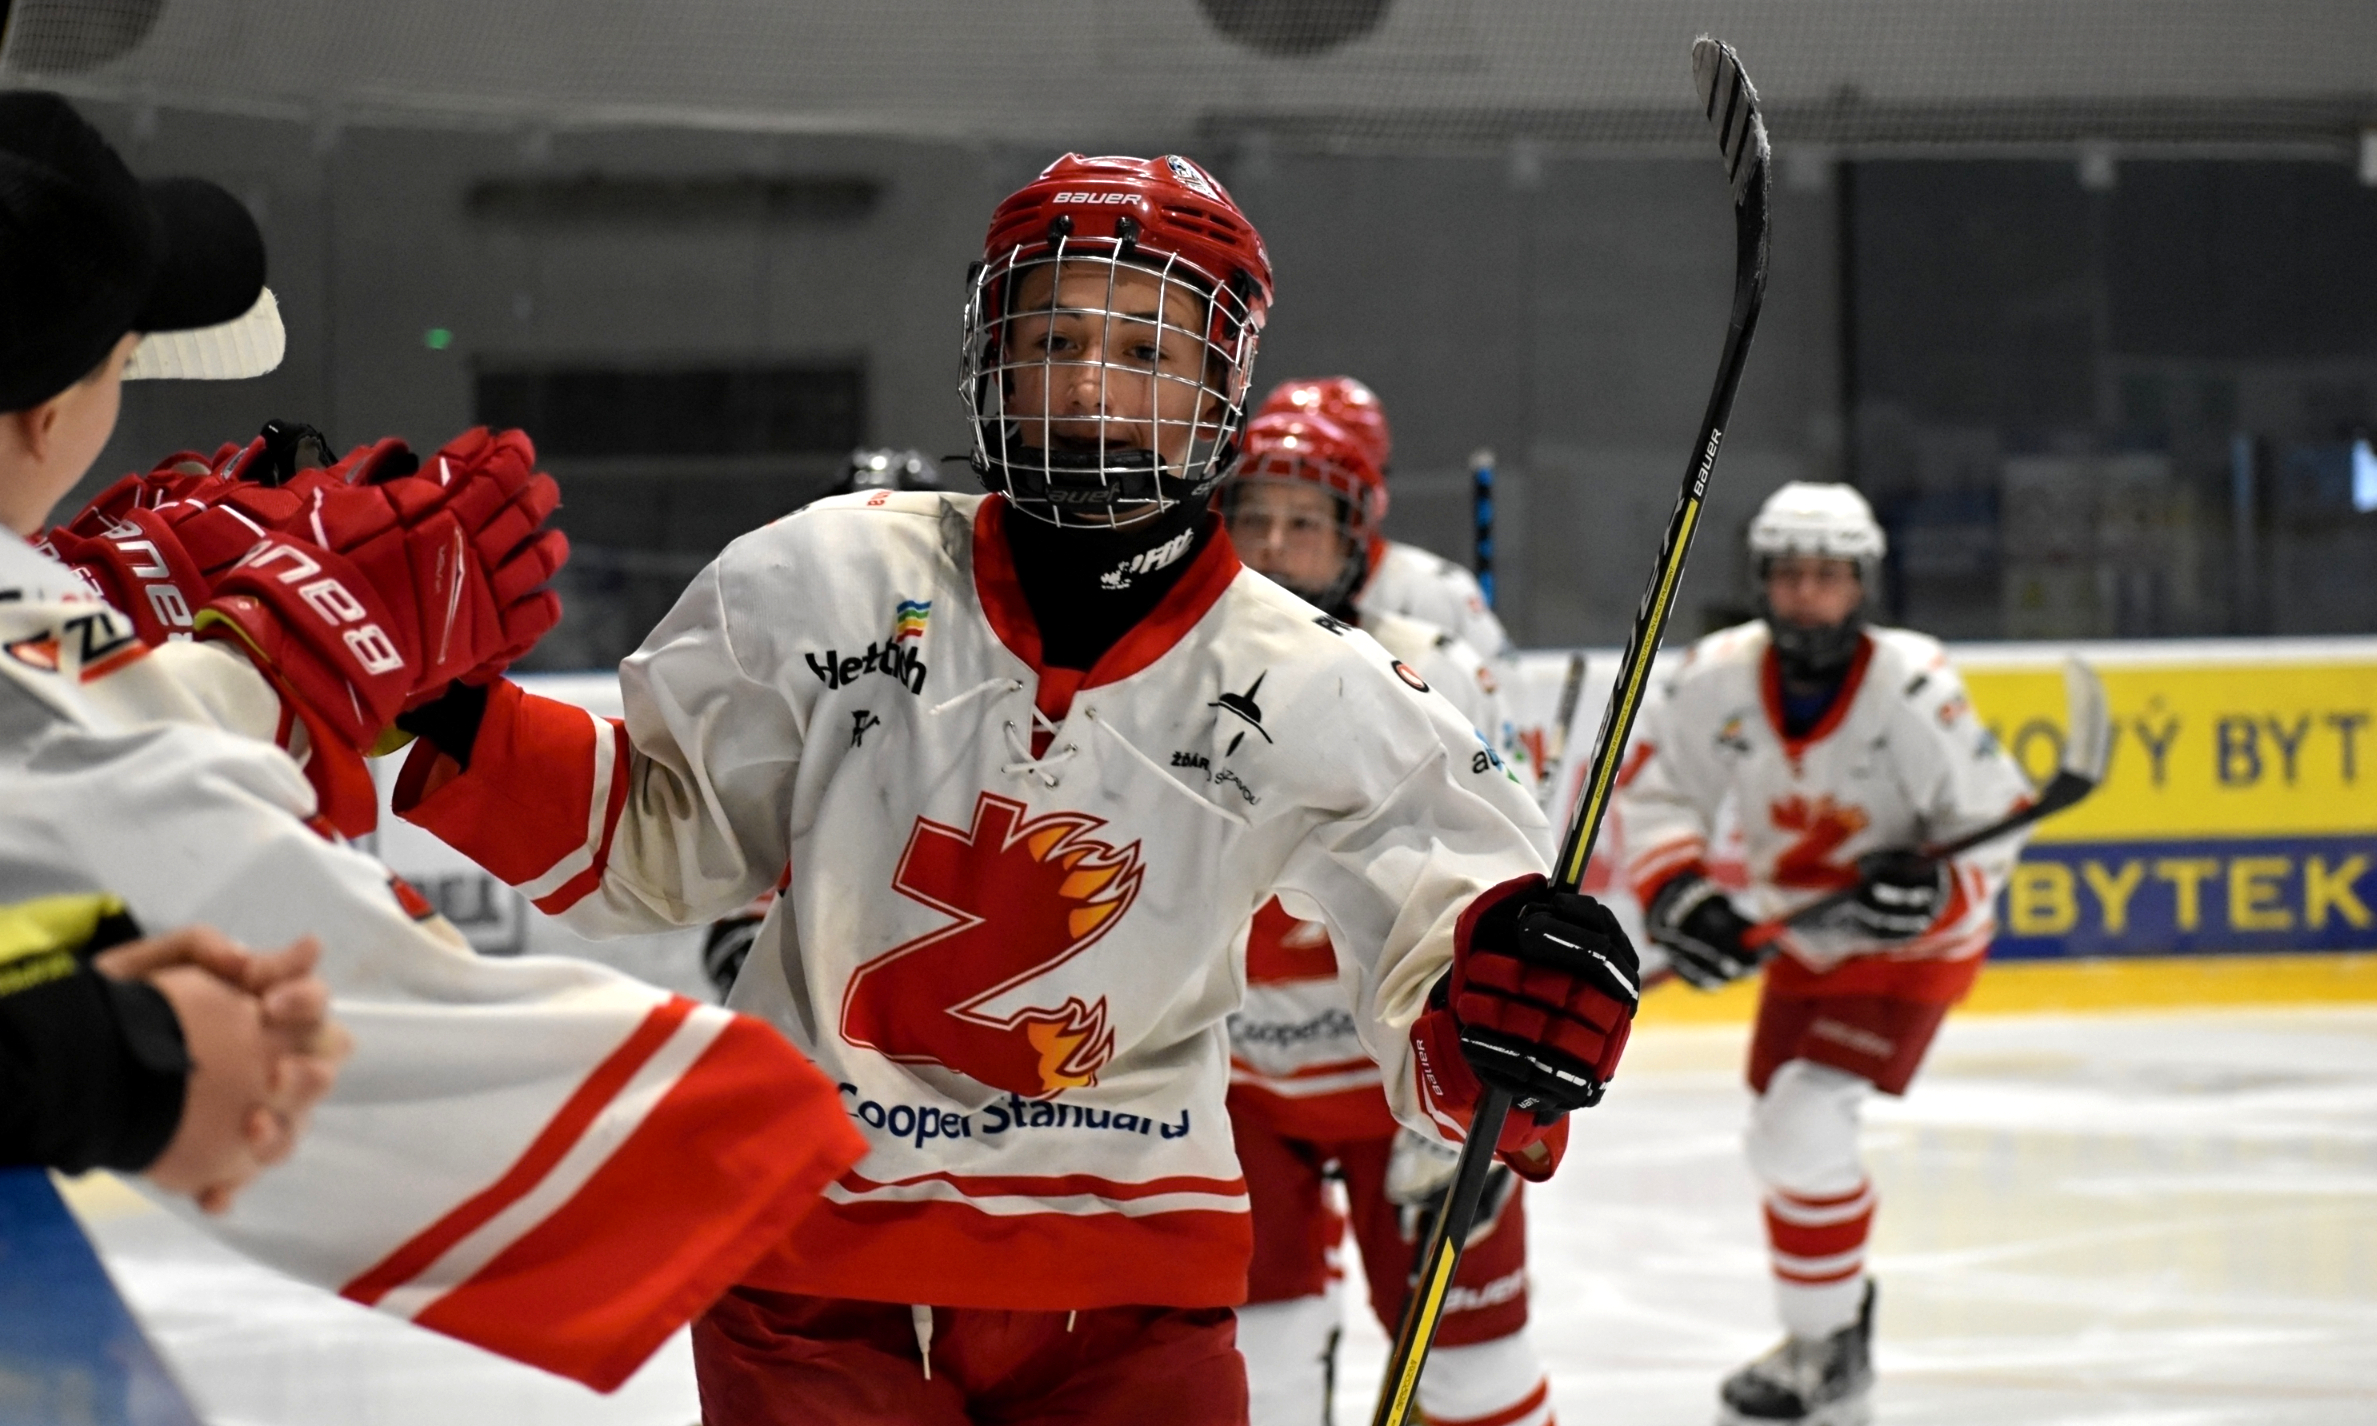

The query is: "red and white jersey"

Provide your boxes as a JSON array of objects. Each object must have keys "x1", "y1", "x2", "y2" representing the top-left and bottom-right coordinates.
[
  {"x1": 396, "y1": 491, "x2": 1550, "y2": 1312},
  {"x1": 1358, "y1": 539, "x2": 1511, "y2": 659},
  {"x1": 0, "y1": 532, "x2": 860, "y2": 1391},
  {"x1": 1616, "y1": 621, "x2": 2032, "y2": 996},
  {"x1": 1228, "y1": 611, "x2": 1531, "y2": 1142}
]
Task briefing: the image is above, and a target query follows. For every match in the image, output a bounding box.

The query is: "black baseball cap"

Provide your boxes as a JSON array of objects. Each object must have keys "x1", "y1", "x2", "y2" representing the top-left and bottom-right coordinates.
[{"x1": 0, "y1": 90, "x2": 281, "y2": 412}]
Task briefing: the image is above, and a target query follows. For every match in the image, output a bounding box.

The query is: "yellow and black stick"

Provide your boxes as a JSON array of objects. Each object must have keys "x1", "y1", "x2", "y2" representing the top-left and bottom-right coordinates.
[{"x1": 1371, "y1": 37, "x2": 1772, "y2": 1426}]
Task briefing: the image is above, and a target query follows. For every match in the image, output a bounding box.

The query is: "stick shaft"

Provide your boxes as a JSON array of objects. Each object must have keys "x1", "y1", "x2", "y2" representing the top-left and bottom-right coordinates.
[
  {"x1": 1373, "y1": 89, "x2": 1770, "y2": 1426},
  {"x1": 1471, "y1": 449, "x2": 1497, "y2": 610}
]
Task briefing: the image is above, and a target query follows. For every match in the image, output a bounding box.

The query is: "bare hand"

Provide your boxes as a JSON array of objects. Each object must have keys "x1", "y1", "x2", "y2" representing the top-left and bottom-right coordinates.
[{"x1": 96, "y1": 931, "x2": 348, "y2": 1213}]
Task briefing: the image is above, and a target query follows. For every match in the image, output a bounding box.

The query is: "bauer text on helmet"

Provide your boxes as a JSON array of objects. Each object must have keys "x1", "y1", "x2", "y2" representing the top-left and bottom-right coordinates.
[{"x1": 963, "y1": 154, "x2": 1273, "y2": 529}]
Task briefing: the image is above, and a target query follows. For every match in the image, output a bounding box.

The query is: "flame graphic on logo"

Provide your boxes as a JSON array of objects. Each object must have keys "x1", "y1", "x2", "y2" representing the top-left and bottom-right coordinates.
[{"x1": 843, "y1": 793, "x2": 1145, "y2": 1098}]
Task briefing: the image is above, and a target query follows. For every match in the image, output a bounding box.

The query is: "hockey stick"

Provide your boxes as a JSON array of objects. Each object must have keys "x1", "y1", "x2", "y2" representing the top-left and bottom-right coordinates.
[
  {"x1": 1471, "y1": 448, "x2": 1498, "y2": 609},
  {"x1": 1370, "y1": 38, "x2": 1771, "y2": 1426},
  {"x1": 1743, "y1": 657, "x2": 2112, "y2": 947}
]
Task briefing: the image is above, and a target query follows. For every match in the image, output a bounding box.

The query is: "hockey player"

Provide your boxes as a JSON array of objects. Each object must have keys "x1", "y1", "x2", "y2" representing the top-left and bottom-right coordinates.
[
  {"x1": 0, "y1": 90, "x2": 345, "y2": 1210},
  {"x1": 388, "y1": 153, "x2": 1641, "y2": 1424},
  {"x1": 1257, "y1": 376, "x2": 1511, "y2": 658},
  {"x1": 1221, "y1": 412, "x2": 1558, "y2": 1426},
  {"x1": 0, "y1": 91, "x2": 864, "y2": 1386},
  {"x1": 1617, "y1": 482, "x2": 2032, "y2": 1426}
]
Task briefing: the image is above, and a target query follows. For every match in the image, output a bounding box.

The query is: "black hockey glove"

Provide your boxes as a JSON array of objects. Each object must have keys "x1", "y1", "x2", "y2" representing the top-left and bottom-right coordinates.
[
  {"x1": 1645, "y1": 873, "x2": 1760, "y2": 988},
  {"x1": 1842, "y1": 850, "x2": 1947, "y2": 941}
]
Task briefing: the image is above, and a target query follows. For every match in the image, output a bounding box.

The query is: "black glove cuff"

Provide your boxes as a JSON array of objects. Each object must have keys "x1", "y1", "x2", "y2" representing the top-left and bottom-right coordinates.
[{"x1": 395, "y1": 681, "x2": 492, "y2": 768}]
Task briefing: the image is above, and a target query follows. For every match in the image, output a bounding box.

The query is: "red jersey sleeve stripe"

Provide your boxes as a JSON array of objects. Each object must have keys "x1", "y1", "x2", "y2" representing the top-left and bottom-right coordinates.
[
  {"x1": 403, "y1": 1012, "x2": 865, "y2": 1392},
  {"x1": 341, "y1": 997, "x2": 702, "y2": 1310}
]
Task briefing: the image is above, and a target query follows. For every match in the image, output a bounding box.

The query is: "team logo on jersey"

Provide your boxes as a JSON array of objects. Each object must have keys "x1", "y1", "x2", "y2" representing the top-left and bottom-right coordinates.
[
  {"x1": 808, "y1": 600, "x2": 932, "y2": 695},
  {"x1": 841, "y1": 792, "x2": 1144, "y2": 1098},
  {"x1": 1716, "y1": 714, "x2": 1754, "y2": 755},
  {"x1": 1209, "y1": 672, "x2": 1274, "y2": 755},
  {"x1": 1769, "y1": 794, "x2": 1870, "y2": 890}
]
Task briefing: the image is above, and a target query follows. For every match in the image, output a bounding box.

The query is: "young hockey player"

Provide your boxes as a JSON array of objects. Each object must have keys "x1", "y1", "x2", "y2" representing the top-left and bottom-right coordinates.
[
  {"x1": 1221, "y1": 411, "x2": 1558, "y2": 1426},
  {"x1": 1617, "y1": 482, "x2": 2032, "y2": 1426},
  {"x1": 1257, "y1": 376, "x2": 1511, "y2": 658},
  {"x1": 388, "y1": 153, "x2": 1641, "y2": 1424},
  {"x1": 0, "y1": 91, "x2": 863, "y2": 1387},
  {"x1": 0, "y1": 89, "x2": 343, "y2": 1208}
]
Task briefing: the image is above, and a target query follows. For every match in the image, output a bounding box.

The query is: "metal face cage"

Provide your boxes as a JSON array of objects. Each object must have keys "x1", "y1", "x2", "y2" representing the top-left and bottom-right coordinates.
[{"x1": 961, "y1": 231, "x2": 1262, "y2": 528}]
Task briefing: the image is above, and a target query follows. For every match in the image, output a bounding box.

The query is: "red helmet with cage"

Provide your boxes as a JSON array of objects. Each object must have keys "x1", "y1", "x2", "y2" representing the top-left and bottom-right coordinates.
[
  {"x1": 1256, "y1": 376, "x2": 1392, "y2": 477},
  {"x1": 1220, "y1": 410, "x2": 1386, "y2": 612},
  {"x1": 963, "y1": 154, "x2": 1275, "y2": 527}
]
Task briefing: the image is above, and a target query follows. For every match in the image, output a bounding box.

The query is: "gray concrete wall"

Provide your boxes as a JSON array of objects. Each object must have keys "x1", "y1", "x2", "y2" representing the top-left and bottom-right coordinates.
[{"x1": 75, "y1": 102, "x2": 1844, "y2": 656}]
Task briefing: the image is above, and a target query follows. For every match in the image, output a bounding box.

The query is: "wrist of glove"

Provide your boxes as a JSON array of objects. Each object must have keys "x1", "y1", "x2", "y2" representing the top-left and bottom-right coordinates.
[
  {"x1": 1646, "y1": 870, "x2": 1761, "y2": 988},
  {"x1": 1842, "y1": 850, "x2": 1948, "y2": 941}
]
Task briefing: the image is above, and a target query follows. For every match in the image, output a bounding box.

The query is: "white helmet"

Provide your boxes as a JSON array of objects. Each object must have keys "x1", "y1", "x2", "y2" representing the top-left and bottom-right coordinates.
[{"x1": 1748, "y1": 481, "x2": 1886, "y2": 568}]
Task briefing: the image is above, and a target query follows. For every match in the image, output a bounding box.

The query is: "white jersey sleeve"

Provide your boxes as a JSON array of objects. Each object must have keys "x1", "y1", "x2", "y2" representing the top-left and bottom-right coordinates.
[
  {"x1": 0, "y1": 532, "x2": 860, "y2": 1388},
  {"x1": 1357, "y1": 540, "x2": 1513, "y2": 659}
]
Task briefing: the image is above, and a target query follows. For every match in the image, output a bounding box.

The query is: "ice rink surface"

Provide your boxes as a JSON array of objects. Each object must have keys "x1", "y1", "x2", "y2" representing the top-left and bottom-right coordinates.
[{"x1": 66, "y1": 1006, "x2": 2377, "y2": 1426}]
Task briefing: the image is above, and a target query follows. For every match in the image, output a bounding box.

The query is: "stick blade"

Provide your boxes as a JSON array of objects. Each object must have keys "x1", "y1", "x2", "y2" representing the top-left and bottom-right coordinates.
[
  {"x1": 2060, "y1": 657, "x2": 2113, "y2": 783},
  {"x1": 1691, "y1": 36, "x2": 1770, "y2": 208}
]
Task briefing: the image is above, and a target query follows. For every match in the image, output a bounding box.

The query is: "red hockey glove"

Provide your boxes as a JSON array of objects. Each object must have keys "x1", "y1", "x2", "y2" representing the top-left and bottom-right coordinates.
[
  {"x1": 1410, "y1": 875, "x2": 1639, "y2": 1171},
  {"x1": 194, "y1": 429, "x2": 567, "y2": 833},
  {"x1": 39, "y1": 424, "x2": 350, "y2": 645}
]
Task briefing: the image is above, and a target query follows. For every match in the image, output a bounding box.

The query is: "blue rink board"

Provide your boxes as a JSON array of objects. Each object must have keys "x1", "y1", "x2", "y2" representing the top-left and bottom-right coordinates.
[
  {"x1": 1994, "y1": 832, "x2": 2377, "y2": 960},
  {"x1": 0, "y1": 1169, "x2": 198, "y2": 1426}
]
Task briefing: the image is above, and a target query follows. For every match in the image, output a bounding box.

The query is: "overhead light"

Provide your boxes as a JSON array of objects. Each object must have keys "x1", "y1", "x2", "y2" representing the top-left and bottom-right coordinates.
[{"x1": 2354, "y1": 436, "x2": 2377, "y2": 513}]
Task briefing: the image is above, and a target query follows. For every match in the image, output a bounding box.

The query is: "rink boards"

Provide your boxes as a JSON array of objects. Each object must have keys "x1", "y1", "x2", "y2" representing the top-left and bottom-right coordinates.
[{"x1": 365, "y1": 635, "x2": 2377, "y2": 1013}]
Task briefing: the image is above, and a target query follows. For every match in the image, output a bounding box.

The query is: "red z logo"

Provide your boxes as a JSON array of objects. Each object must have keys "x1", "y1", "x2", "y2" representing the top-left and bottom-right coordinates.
[
  {"x1": 1769, "y1": 794, "x2": 1869, "y2": 890},
  {"x1": 840, "y1": 792, "x2": 1144, "y2": 1098}
]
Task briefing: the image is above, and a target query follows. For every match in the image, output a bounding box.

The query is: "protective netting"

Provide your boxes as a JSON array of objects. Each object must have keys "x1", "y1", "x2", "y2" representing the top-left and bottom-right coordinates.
[{"x1": 3, "y1": 0, "x2": 2372, "y2": 159}]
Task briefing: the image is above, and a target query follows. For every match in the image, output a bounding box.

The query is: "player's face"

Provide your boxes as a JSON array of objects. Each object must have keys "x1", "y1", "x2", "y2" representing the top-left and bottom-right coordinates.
[
  {"x1": 1764, "y1": 554, "x2": 1864, "y2": 629},
  {"x1": 0, "y1": 332, "x2": 135, "y2": 536},
  {"x1": 1002, "y1": 261, "x2": 1222, "y2": 468},
  {"x1": 1227, "y1": 480, "x2": 1349, "y2": 594}
]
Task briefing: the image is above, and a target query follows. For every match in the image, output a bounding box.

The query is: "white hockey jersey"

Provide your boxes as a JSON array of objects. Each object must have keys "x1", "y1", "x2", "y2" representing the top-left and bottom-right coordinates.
[
  {"x1": 396, "y1": 491, "x2": 1552, "y2": 1312},
  {"x1": 1228, "y1": 612, "x2": 1528, "y2": 1141},
  {"x1": 1357, "y1": 539, "x2": 1512, "y2": 659},
  {"x1": 0, "y1": 532, "x2": 861, "y2": 1390},
  {"x1": 1616, "y1": 621, "x2": 2032, "y2": 999}
]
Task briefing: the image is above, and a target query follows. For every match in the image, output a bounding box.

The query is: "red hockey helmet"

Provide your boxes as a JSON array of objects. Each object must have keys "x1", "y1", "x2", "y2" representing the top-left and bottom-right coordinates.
[
  {"x1": 963, "y1": 154, "x2": 1275, "y2": 528},
  {"x1": 1220, "y1": 410, "x2": 1386, "y2": 611},
  {"x1": 1257, "y1": 375, "x2": 1392, "y2": 476}
]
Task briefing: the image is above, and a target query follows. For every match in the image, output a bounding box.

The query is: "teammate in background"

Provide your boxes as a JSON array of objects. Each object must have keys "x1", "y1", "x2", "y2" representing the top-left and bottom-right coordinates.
[
  {"x1": 390, "y1": 153, "x2": 1641, "y2": 1424},
  {"x1": 704, "y1": 446, "x2": 949, "y2": 1000},
  {"x1": 1221, "y1": 413, "x2": 1557, "y2": 1426},
  {"x1": 1257, "y1": 376, "x2": 1511, "y2": 659},
  {"x1": 1616, "y1": 482, "x2": 2032, "y2": 1426},
  {"x1": 0, "y1": 91, "x2": 345, "y2": 1211}
]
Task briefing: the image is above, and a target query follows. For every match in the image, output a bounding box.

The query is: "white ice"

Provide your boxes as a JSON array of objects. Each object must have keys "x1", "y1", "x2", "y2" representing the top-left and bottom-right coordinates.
[{"x1": 66, "y1": 1007, "x2": 2377, "y2": 1425}]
